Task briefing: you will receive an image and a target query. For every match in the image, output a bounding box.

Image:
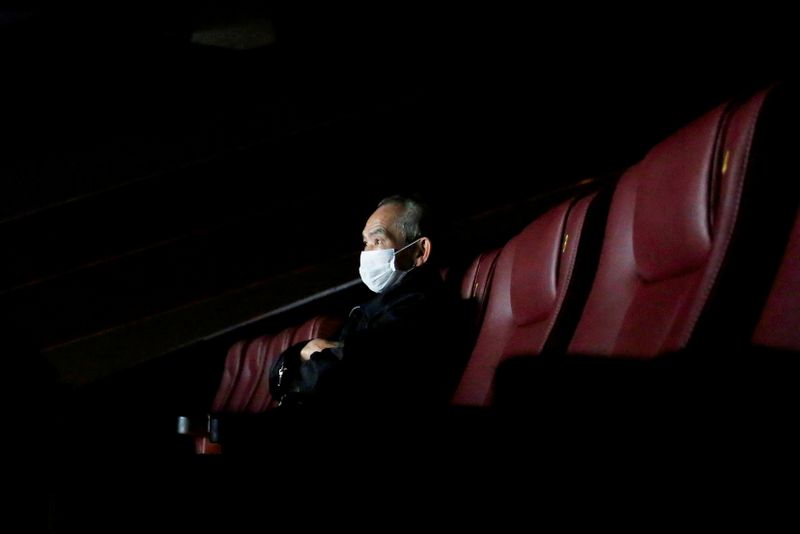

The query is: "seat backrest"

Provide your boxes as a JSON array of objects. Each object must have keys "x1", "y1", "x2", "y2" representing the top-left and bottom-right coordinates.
[
  {"x1": 567, "y1": 86, "x2": 777, "y2": 357},
  {"x1": 211, "y1": 314, "x2": 343, "y2": 413},
  {"x1": 753, "y1": 209, "x2": 800, "y2": 351},
  {"x1": 443, "y1": 248, "x2": 502, "y2": 331},
  {"x1": 452, "y1": 189, "x2": 610, "y2": 406}
]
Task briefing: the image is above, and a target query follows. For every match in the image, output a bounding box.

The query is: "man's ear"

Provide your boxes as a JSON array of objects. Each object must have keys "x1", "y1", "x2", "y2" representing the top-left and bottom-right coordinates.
[{"x1": 415, "y1": 237, "x2": 431, "y2": 267}]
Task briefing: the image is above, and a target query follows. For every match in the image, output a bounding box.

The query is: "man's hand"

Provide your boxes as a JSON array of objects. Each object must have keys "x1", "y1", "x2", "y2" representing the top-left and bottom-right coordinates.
[{"x1": 300, "y1": 338, "x2": 342, "y2": 361}]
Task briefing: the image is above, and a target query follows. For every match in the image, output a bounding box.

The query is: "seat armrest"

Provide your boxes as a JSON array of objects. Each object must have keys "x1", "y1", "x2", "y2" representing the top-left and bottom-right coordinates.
[{"x1": 176, "y1": 414, "x2": 222, "y2": 455}]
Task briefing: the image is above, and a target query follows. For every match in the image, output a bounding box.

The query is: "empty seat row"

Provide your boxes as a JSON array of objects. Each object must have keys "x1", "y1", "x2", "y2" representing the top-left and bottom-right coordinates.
[{"x1": 457, "y1": 82, "x2": 797, "y2": 407}]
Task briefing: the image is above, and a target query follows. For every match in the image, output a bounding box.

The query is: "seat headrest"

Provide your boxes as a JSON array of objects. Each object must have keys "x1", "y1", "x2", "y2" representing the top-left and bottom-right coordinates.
[
  {"x1": 633, "y1": 105, "x2": 726, "y2": 281},
  {"x1": 510, "y1": 202, "x2": 570, "y2": 325}
]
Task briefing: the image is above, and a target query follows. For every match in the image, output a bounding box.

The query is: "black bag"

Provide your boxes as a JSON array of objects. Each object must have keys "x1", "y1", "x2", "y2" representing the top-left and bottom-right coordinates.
[
  {"x1": 269, "y1": 340, "x2": 348, "y2": 408},
  {"x1": 269, "y1": 343, "x2": 333, "y2": 407},
  {"x1": 269, "y1": 346, "x2": 304, "y2": 406}
]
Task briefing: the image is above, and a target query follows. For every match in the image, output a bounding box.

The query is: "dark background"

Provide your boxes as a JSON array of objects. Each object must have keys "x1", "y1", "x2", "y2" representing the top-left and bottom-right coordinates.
[{"x1": 1, "y1": 3, "x2": 796, "y2": 388}]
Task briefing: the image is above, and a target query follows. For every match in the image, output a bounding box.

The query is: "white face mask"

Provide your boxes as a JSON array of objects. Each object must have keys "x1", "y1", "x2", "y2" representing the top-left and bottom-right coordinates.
[{"x1": 359, "y1": 238, "x2": 421, "y2": 293}]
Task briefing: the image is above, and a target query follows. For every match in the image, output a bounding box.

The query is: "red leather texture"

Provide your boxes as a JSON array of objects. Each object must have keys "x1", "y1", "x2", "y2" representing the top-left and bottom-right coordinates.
[
  {"x1": 459, "y1": 248, "x2": 501, "y2": 327},
  {"x1": 568, "y1": 88, "x2": 771, "y2": 357},
  {"x1": 633, "y1": 107, "x2": 721, "y2": 282},
  {"x1": 753, "y1": 210, "x2": 800, "y2": 350},
  {"x1": 452, "y1": 193, "x2": 599, "y2": 406},
  {"x1": 211, "y1": 315, "x2": 343, "y2": 413}
]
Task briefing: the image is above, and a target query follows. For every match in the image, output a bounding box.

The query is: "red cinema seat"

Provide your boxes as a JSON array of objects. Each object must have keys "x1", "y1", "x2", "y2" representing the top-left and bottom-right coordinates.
[{"x1": 452, "y1": 188, "x2": 611, "y2": 406}]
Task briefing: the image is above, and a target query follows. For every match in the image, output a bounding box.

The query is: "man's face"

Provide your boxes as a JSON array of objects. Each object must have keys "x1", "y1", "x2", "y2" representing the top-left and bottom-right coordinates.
[
  {"x1": 361, "y1": 203, "x2": 420, "y2": 271},
  {"x1": 362, "y1": 203, "x2": 405, "y2": 252}
]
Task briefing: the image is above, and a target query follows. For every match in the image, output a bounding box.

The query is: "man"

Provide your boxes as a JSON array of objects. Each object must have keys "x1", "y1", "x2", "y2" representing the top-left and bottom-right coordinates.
[{"x1": 270, "y1": 194, "x2": 465, "y2": 411}]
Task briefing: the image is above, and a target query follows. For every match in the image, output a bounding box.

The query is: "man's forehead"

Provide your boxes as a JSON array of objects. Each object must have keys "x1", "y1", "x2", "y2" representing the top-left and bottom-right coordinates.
[
  {"x1": 363, "y1": 224, "x2": 388, "y2": 237},
  {"x1": 362, "y1": 205, "x2": 401, "y2": 236}
]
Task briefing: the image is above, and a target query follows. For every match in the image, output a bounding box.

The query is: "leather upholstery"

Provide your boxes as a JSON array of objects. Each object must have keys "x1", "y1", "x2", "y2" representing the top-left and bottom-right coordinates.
[
  {"x1": 753, "y1": 209, "x2": 800, "y2": 350},
  {"x1": 458, "y1": 248, "x2": 501, "y2": 328},
  {"x1": 568, "y1": 88, "x2": 772, "y2": 357},
  {"x1": 211, "y1": 315, "x2": 343, "y2": 413},
  {"x1": 452, "y1": 192, "x2": 602, "y2": 406},
  {"x1": 633, "y1": 108, "x2": 721, "y2": 282}
]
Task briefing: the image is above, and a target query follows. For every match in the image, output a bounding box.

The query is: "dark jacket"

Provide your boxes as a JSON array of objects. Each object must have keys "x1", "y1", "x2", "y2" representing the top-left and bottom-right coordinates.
[{"x1": 270, "y1": 266, "x2": 468, "y2": 411}]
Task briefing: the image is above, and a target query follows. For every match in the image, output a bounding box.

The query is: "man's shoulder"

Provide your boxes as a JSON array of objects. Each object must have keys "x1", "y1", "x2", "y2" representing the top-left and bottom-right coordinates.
[{"x1": 385, "y1": 267, "x2": 447, "y2": 301}]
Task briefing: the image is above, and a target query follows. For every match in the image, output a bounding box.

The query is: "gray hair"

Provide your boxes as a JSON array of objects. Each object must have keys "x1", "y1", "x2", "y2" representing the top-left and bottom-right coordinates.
[{"x1": 377, "y1": 194, "x2": 429, "y2": 246}]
